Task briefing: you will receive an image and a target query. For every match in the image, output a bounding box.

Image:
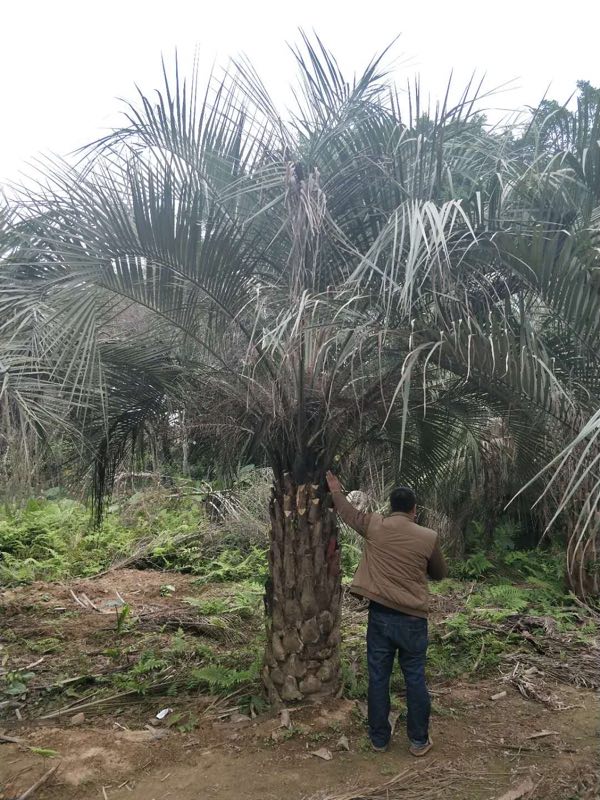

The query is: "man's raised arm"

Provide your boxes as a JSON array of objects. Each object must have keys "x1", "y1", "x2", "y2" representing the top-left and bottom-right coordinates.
[{"x1": 326, "y1": 470, "x2": 371, "y2": 537}]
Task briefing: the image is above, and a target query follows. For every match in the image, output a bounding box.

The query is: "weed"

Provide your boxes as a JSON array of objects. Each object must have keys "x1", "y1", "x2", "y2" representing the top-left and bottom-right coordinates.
[
  {"x1": 28, "y1": 637, "x2": 62, "y2": 654},
  {"x1": 428, "y1": 610, "x2": 508, "y2": 679},
  {"x1": 29, "y1": 747, "x2": 59, "y2": 758},
  {"x1": 452, "y1": 553, "x2": 494, "y2": 580},
  {"x1": 115, "y1": 604, "x2": 131, "y2": 634},
  {"x1": 431, "y1": 701, "x2": 458, "y2": 718},
  {"x1": 184, "y1": 597, "x2": 231, "y2": 615},
  {"x1": 166, "y1": 627, "x2": 189, "y2": 658},
  {"x1": 0, "y1": 494, "x2": 208, "y2": 584},
  {"x1": 186, "y1": 662, "x2": 260, "y2": 694},
  {"x1": 0, "y1": 660, "x2": 35, "y2": 698},
  {"x1": 341, "y1": 654, "x2": 368, "y2": 700},
  {"x1": 111, "y1": 649, "x2": 168, "y2": 693},
  {"x1": 239, "y1": 694, "x2": 267, "y2": 716},
  {"x1": 184, "y1": 586, "x2": 260, "y2": 619},
  {"x1": 167, "y1": 711, "x2": 199, "y2": 733},
  {"x1": 192, "y1": 547, "x2": 268, "y2": 584}
]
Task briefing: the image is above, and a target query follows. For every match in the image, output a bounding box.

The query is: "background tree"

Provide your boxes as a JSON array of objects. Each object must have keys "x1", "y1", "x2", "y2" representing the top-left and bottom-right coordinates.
[{"x1": 2, "y1": 38, "x2": 600, "y2": 700}]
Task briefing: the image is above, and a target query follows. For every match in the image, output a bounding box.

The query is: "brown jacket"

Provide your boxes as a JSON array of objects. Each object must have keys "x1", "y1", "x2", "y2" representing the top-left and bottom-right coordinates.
[{"x1": 332, "y1": 492, "x2": 448, "y2": 618}]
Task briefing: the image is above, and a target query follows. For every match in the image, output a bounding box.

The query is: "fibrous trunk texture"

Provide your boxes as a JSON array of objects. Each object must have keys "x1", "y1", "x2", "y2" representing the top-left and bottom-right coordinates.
[{"x1": 263, "y1": 475, "x2": 342, "y2": 704}]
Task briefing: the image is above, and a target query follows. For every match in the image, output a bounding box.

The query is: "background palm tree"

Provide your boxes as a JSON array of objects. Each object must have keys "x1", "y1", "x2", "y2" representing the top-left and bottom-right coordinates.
[{"x1": 2, "y1": 37, "x2": 600, "y2": 699}]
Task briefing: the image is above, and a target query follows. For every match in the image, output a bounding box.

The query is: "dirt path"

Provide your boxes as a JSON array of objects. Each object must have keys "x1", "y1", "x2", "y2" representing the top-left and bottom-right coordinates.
[
  {"x1": 1, "y1": 683, "x2": 598, "y2": 799},
  {"x1": 2, "y1": 569, "x2": 598, "y2": 799}
]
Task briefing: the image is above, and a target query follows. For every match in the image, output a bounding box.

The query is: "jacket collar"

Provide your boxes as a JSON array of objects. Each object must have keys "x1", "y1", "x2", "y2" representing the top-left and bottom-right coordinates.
[{"x1": 387, "y1": 511, "x2": 414, "y2": 520}]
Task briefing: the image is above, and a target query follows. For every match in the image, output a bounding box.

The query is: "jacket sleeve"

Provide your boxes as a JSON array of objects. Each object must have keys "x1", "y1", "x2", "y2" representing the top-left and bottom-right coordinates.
[
  {"x1": 427, "y1": 540, "x2": 448, "y2": 580},
  {"x1": 330, "y1": 491, "x2": 372, "y2": 537}
]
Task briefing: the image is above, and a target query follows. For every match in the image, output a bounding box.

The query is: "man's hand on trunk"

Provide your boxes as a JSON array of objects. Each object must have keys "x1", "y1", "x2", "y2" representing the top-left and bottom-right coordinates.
[{"x1": 326, "y1": 470, "x2": 342, "y2": 494}]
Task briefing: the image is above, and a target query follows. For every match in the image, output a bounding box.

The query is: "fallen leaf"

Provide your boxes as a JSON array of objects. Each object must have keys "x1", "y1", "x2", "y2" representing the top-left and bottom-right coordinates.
[
  {"x1": 336, "y1": 734, "x2": 350, "y2": 751},
  {"x1": 491, "y1": 691, "x2": 507, "y2": 701},
  {"x1": 526, "y1": 730, "x2": 559, "y2": 739},
  {"x1": 495, "y1": 777, "x2": 534, "y2": 800},
  {"x1": 310, "y1": 747, "x2": 333, "y2": 761},
  {"x1": 280, "y1": 708, "x2": 292, "y2": 729},
  {"x1": 230, "y1": 713, "x2": 252, "y2": 724}
]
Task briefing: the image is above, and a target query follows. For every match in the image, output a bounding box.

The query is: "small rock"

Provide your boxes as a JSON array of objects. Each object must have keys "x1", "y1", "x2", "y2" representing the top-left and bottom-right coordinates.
[
  {"x1": 491, "y1": 690, "x2": 507, "y2": 701},
  {"x1": 280, "y1": 708, "x2": 292, "y2": 729},
  {"x1": 336, "y1": 734, "x2": 350, "y2": 751},
  {"x1": 310, "y1": 747, "x2": 333, "y2": 761},
  {"x1": 119, "y1": 728, "x2": 168, "y2": 743},
  {"x1": 356, "y1": 701, "x2": 368, "y2": 719},
  {"x1": 69, "y1": 712, "x2": 85, "y2": 726}
]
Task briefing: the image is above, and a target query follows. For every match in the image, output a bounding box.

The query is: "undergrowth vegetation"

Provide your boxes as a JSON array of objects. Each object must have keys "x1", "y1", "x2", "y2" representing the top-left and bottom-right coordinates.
[
  {"x1": 0, "y1": 487, "x2": 595, "y2": 718},
  {"x1": 0, "y1": 490, "x2": 268, "y2": 585}
]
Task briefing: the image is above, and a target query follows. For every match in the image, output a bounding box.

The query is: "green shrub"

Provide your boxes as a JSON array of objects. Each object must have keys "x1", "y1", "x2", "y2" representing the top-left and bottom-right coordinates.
[
  {"x1": 191, "y1": 548, "x2": 268, "y2": 584},
  {"x1": 451, "y1": 552, "x2": 494, "y2": 580},
  {"x1": 0, "y1": 491, "x2": 271, "y2": 587},
  {"x1": 0, "y1": 499, "x2": 138, "y2": 583}
]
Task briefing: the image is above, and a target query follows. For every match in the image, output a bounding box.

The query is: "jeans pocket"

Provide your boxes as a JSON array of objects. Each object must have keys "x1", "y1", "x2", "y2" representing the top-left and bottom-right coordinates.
[{"x1": 405, "y1": 621, "x2": 428, "y2": 653}]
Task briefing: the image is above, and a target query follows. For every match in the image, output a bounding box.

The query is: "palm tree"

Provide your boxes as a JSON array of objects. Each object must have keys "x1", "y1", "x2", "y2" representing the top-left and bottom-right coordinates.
[
  {"x1": 510, "y1": 83, "x2": 600, "y2": 597},
  {"x1": 3, "y1": 38, "x2": 600, "y2": 699}
]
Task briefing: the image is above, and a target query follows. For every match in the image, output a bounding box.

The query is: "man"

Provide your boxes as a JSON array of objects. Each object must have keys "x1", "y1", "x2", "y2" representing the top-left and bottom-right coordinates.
[{"x1": 326, "y1": 471, "x2": 447, "y2": 757}]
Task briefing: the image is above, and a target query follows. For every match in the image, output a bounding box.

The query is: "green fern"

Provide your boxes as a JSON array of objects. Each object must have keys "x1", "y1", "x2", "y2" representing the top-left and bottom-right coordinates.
[
  {"x1": 454, "y1": 553, "x2": 493, "y2": 579},
  {"x1": 476, "y1": 584, "x2": 530, "y2": 613},
  {"x1": 187, "y1": 664, "x2": 257, "y2": 693}
]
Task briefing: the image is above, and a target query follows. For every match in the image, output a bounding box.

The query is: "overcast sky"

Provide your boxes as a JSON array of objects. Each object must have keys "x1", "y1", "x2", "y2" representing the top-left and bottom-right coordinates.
[{"x1": 2, "y1": 0, "x2": 599, "y2": 184}]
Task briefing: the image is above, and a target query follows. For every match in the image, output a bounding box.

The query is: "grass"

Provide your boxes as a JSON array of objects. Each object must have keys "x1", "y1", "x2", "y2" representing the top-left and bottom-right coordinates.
[
  {"x1": 0, "y1": 491, "x2": 267, "y2": 585},
  {"x1": 340, "y1": 553, "x2": 587, "y2": 700},
  {"x1": 0, "y1": 487, "x2": 592, "y2": 719}
]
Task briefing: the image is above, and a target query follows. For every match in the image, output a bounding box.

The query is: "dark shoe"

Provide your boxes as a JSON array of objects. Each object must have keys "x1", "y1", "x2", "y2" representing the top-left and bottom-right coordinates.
[
  {"x1": 409, "y1": 737, "x2": 433, "y2": 757},
  {"x1": 371, "y1": 741, "x2": 389, "y2": 753}
]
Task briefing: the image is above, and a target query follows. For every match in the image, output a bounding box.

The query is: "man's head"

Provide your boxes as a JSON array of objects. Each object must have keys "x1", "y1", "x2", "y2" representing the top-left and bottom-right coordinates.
[{"x1": 389, "y1": 486, "x2": 416, "y2": 516}]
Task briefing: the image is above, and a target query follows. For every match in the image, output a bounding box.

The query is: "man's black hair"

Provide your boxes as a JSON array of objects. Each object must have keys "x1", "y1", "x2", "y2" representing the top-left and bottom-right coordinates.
[{"x1": 389, "y1": 486, "x2": 416, "y2": 513}]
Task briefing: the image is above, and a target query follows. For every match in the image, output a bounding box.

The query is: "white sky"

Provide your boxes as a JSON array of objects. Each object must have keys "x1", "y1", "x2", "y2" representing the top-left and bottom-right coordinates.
[{"x1": 2, "y1": 0, "x2": 599, "y2": 184}]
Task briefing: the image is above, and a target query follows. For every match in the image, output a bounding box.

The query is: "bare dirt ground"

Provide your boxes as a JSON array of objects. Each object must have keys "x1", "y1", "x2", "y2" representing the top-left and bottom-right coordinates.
[{"x1": 1, "y1": 570, "x2": 598, "y2": 800}]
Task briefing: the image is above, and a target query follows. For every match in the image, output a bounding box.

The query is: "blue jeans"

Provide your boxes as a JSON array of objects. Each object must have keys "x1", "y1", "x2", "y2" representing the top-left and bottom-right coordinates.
[{"x1": 367, "y1": 602, "x2": 430, "y2": 748}]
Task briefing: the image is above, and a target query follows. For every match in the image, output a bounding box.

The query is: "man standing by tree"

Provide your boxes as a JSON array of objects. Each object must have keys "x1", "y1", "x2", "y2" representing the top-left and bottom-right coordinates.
[{"x1": 326, "y1": 471, "x2": 447, "y2": 756}]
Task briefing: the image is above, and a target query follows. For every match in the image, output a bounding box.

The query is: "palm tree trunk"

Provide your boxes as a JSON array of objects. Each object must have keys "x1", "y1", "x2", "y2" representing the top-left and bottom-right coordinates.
[
  {"x1": 555, "y1": 464, "x2": 600, "y2": 600},
  {"x1": 566, "y1": 480, "x2": 600, "y2": 599},
  {"x1": 566, "y1": 533, "x2": 600, "y2": 599},
  {"x1": 263, "y1": 474, "x2": 342, "y2": 704},
  {"x1": 181, "y1": 409, "x2": 190, "y2": 477}
]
